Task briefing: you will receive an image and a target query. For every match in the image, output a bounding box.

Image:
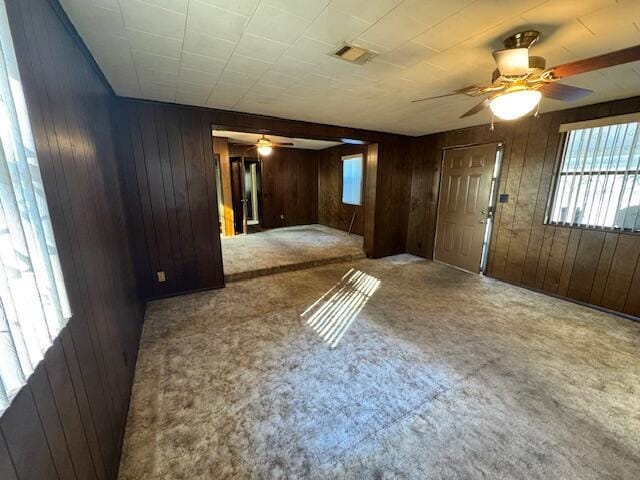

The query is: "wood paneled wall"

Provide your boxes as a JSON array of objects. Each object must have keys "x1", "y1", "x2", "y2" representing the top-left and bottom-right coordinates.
[
  {"x1": 116, "y1": 99, "x2": 225, "y2": 299},
  {"x1": 318, "y1": 144, "x2": 368, "y2": 235},
  {"x1": 372, "y1": 140, "x2": 414, "y2": 257},
  {"x1": 258, "y1": 147, "x2": 318, "y2": 228},
  {"x1": 406, "y1": 136, "x2": 441, "y2": 259},
  {"x1": 227, "y1": 143, "x2": 318, "y2": 228},
  {"x1": 119, "y1": 98, "x2": 413, "y2": 296},
  {"x1": 0, "y1": 1, "x2": 144, "y2": 479},
  {"x1": 407, "y1": 96, "x2": 640, "y2": 317}
]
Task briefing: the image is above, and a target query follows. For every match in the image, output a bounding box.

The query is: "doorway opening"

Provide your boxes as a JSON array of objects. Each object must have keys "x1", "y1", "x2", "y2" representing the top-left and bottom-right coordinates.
[
  {"x1": 230, "y1": 155, "x2": 262, "y2": 235},
  {"x1": 434, "y1": 142, "x2": 502, "y2": 274},
  {"x1": 212, "y1": 128, "x2": 372, "y2": 282}
]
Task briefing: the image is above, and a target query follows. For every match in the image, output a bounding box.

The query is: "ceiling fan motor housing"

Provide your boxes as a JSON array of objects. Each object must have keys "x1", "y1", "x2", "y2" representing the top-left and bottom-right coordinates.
[{"x1": 503, "y1": 30, "x2": 541, "y2": 49}]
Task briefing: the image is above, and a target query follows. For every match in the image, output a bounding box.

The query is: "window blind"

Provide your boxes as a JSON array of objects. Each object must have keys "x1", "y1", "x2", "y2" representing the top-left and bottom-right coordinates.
[
  {"x1": 548, "y1": 121, "x2": 640, "y2": 231},
  {"x1": 0, "y1": 0, "x2": 71, "y2": 413}
]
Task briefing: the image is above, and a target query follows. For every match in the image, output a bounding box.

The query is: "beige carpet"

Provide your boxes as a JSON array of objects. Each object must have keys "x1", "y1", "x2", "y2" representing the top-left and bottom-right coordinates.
[
  {"x1": 221, "y1": 224, "x2": 364, "y2": 281},
  {"x1": 119, "y1": 255, "x2": 640, "y2": 479}
]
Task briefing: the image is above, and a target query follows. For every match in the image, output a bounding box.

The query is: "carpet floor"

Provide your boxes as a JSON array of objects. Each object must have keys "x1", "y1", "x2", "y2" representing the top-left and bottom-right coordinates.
[{"x1": 118, "y1": 255, "x2": 640, "y2": 479}]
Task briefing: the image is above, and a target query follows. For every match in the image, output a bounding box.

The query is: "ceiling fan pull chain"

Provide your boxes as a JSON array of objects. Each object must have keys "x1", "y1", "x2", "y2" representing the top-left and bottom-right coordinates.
[
  {"x1": 490, "y1": 114, "x2": 495, "y2": 131},
  {"x1": 534, "y1": 101, "x2": 540, "y2": 117}
]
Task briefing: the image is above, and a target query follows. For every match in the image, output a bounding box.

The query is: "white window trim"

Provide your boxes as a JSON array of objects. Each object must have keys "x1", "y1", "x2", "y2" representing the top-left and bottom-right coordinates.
[{"x1": 559, "y1": 112, "x2": 640, "y2": 133}]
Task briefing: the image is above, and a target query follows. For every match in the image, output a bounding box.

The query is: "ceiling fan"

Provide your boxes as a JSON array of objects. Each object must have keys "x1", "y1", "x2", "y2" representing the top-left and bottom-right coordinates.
[
  {"x1": 252, "y1": 134, "x2": 293, "y2": 156},
  {"x1": 412, "y1": 30, "x2": 640, "y2": 120}
]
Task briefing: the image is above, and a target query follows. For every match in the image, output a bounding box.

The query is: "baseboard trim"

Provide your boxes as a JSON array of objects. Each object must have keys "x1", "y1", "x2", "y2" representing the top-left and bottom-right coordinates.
[{"x1": 485, "y1": 274, "x2": 640, "y2": 324}]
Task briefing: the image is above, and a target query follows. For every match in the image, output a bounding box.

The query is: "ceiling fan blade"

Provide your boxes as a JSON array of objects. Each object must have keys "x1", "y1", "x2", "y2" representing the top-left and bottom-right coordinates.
[
  {"x1": 549, "y1": 44, "x2": 640, "y2": 79},
  {"x1": 411, "y1": 85, "x2": 483, "y2": 103},
  {"x1": 460, "y1": 97, "x2": 491, "y2": 118},
  {"x1": 539, "y1": 82, "x2": 593, "y2": 101},
  {"x1": 492, "y1": 48, "x2": 530, "y2": 76},
  {"x1": 272, "y1": 142, "x2": 294, "y2": 146}
]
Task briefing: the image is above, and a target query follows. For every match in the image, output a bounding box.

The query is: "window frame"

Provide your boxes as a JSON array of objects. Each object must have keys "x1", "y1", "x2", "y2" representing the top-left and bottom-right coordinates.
[
  {"x1": 0, "y1": 0, "x2": 72, "y2": 412},
  {"x1": 341, "y1": 153, "x2": 364, "y2": 206},
  {"x1": 545, "y1": 124, "x2": 640, "y2": 234}
]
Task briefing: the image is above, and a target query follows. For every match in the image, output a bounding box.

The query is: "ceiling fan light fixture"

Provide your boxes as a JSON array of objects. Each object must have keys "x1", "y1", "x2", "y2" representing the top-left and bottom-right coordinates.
[
  {"x1": 492, "y1": 48, "x2": 530, "y2": 77},
  {"x1": 489, "y1": 89, "x2": 541, "y2": 120},
  {"x1": 257, "y1": 145, "x2": 273, "y2": 156}
]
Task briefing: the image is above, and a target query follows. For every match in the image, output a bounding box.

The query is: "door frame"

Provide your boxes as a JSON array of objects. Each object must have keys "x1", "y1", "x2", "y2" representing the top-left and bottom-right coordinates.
[
  {"x1": 230, "y1": 156, "x2": 248, "y2": 235},
  {"x1": 243, "y1": 156, "x2": 262, "y2": 228},
  {"x1": 433, "y1": 141, "x2": 504, "y2": 274}
]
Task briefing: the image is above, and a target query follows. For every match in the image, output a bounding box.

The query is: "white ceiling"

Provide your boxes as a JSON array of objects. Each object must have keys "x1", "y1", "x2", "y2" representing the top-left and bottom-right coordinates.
[
  {"x1": 60, "y1": 0, "x2": 640, "y2": 135},
  {"x1": 213, "y1": 130, "x2": 342, "y2": 149}
]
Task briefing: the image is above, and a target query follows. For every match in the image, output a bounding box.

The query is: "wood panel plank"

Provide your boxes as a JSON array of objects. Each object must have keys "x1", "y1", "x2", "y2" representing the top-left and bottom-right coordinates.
[
  {"x1": 566, "y1": 230, "x2": 606, "y2": 302},
  {"x1": 128, "y1": 104, "x2": 164, "y2": 296},
  {"x1": 0, "y1": 432, "x2": 18, "y2": 480},
  {"x1": 600, "y1": 234, "x2": 640, "y2": 311},
  {"x1": 623, "y1": 257, "x2": 640, "y2": 317},
  {"x1": 167, "y1": 106, "x2": 198, "y2": 290},
  {"x1": 139, "y1": 103, "x2": 177, "y2": 288},
  {"x1": 155, "y1": 105, "x2": 185, "y2": 287},
  {"x1": 29, "y1": 364, "x2": 78, "y2": 480},
  {"x1": 0, "y1": 388, "x2": 59, "y2": 480},
  {"x1": 589, "y1": 232, "x2": 620, "y2": 305},
  {"x1": 113, "y1": 106, "x2": 152, "y2": 299},
  {"x1": 181, "y1": 108, "x2": 218, "y2": 287},
  {"x1": 557, "y1": 227, "x2": 582, "y2": 297},
  {"x1": 363, "y1": 143, "x2": 378, "y2": 257},
  {"x1": 45, "y1": 339, "x2": 104, "y2": 480},
  {"x1": 533, "y1": 226, "x2": 556, "y2": 289}
]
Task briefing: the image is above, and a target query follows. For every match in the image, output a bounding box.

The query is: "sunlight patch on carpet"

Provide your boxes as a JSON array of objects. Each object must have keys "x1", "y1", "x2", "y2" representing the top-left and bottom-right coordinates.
[{"x1": 302, "y1": 269, "x2": 380, "y2": 347}]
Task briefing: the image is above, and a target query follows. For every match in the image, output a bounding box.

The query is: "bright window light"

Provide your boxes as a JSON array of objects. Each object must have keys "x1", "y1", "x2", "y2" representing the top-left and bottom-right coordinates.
[
  {"x1": 0, "y1": 0, "x2": 71, "y2": 413},
  {"x1": 548, "y1": 122, "x2": 640, "y2": 231},
  {"x1": 342, "y1": 154, "x2": 363, "y2": 206}
]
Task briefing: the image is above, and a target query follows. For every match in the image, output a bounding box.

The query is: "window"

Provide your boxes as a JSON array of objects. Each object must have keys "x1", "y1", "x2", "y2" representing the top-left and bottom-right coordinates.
[
  {"x1": 548, "y1": 121, "x2": 640, "y2": 231},
  {"x1": 0, "y1": 0, "x2": 70, "y2": 413},
  {"x1": 342, "y1": 154, "x2": 363, "y2": 206}
]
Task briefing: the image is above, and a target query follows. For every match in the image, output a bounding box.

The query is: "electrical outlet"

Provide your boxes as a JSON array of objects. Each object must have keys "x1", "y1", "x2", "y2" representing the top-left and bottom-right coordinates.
[{"x1": 157, "y1": 271, "x2": 166, "y2": 282}]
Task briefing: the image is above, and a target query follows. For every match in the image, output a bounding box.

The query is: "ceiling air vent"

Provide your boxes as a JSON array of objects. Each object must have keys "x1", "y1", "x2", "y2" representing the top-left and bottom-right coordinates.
[{"x1": 331, "y1": 43, "x2": 376, "y2": 65}]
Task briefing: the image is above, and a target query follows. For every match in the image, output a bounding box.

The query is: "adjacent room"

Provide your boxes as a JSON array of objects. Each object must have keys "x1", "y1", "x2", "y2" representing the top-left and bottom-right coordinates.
[
  {"x1": 211, "y1": 129, "x2": 366, "y2": 281},
  {"x1": 0, "y1": 1, "x2": 638, "y2": 479}
]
